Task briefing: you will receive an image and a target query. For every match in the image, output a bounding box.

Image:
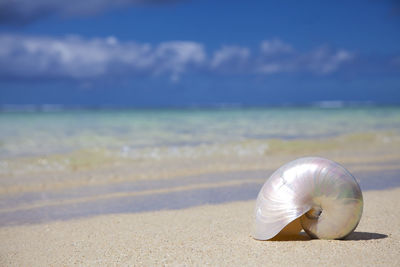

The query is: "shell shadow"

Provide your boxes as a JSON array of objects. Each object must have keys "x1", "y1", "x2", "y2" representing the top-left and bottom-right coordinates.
[
  {"x1": 344, "y1": 231, "x2": 388, "y2": 241},
  {"x1": 268, "y1": 232, "x2": 311, "y2": 241},
  {"x1": 266, "y1": 231, "x2": 387, "y2": 242}
]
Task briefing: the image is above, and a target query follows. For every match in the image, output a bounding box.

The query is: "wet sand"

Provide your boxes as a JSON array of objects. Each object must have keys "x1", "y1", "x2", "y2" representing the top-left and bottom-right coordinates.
[
  {"x1": 0, "y1": 168, "x2": 399, "y2": 227},
  {"x1": 0, "y1": 187, "x2": 399, "y2": 266}
]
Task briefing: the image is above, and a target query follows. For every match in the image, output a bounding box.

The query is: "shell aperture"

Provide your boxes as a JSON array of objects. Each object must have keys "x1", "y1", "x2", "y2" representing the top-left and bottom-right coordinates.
[{"x1": 254, "y1": 157, "x2": 363, "y2": 240}]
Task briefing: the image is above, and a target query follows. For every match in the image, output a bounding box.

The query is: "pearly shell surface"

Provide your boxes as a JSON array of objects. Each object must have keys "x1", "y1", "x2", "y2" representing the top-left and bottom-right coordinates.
[{"x1": 254, "y1": 157, "x2": 363, "y2": 240}]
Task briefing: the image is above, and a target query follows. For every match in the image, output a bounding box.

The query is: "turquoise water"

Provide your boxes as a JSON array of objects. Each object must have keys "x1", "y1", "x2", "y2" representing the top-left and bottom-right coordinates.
[
  {"x1": 1, "y1": 107, "x2": 400, "y2": 160},
  {"x1": 1, "y1": 107, "x2": 400, "y2": 226}
]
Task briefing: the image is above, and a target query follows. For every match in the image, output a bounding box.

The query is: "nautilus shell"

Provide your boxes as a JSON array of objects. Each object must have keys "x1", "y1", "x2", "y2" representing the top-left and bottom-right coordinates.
[{"x1": 254, "y1": 157, "x2": 363, "y2": 240}]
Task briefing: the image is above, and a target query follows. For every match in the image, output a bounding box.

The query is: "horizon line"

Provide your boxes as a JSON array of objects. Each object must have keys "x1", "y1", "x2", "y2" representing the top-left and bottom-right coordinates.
[{"x1": 1, "y1": 101, "x2": 400, "y2": 112}]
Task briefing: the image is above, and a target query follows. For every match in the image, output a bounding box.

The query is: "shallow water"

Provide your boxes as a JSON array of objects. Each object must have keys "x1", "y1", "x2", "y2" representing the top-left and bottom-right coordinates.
[
  {"x1": 1, "y1": 107, "x2": 399, "y2": 162},
  {"x1": 0, "y1": 107, "x2": 399, "y2": 225}
]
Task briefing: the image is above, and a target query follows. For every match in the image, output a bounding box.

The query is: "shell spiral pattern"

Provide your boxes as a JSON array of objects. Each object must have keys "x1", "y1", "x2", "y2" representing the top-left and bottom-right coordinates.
[{"x1": 254, "y1": 157, "x2": 363, "y2": 240}]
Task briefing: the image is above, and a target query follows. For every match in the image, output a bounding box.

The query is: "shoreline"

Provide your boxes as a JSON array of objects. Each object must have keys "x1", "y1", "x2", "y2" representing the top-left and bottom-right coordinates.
[{"x1": 1, "y1": 167, "x2": 399, "y2": 227}]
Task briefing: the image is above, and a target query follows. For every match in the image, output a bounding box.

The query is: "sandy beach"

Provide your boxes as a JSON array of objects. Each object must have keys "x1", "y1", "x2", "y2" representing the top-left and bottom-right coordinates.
[
  {"x1": 1, "y1": 108, "x2": 400, "y2": 266},
  {"x1": 0, "y1": 187, "x2": 399, "y2": 266}
]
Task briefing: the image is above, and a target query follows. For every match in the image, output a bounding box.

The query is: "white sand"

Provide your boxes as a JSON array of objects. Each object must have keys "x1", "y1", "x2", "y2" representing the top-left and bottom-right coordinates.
[{"x1": 0, "y1": 187, "x2": 399, "y2": 266}]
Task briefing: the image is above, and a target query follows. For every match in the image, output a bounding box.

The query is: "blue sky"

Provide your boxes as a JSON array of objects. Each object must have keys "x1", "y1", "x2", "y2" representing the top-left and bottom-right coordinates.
[{"x1": 0, "y1": 0, "x2": 399, "y2": 107}]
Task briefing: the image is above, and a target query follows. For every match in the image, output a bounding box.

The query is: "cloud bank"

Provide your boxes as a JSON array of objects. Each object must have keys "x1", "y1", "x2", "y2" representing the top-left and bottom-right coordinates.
[
  {"x1": 0, "y1": 34, "x2": 354, "y2": 81},
  {"x1": 0, "y1": 0, "x2": 178, "y2": 24},
  {"x1": 0, "y1": 34, "x2": 205, "y2": 81}
]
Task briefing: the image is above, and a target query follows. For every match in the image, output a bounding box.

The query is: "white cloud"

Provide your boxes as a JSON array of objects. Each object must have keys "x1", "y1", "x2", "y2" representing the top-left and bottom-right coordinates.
[
  {"x1": 0, "y1": 34, "x2": 205, "y2": 80},
  {"x1": 211, "y1": 46, "x2": 250, "y2": 69},
  {"x1": 257, "y1": 44, "x2": 353, "y2": 75},
  {"x1": 0, "y1": 35, "x2": 354, "y2": 81},
  {"x1": 298, "y1": 47, "x2": 354, "y2": 74},
  {"x1": 260, "y1": 39, "x2": 293, "y2": 55},
  {"x1": 154, "y1": 41, "x2": 206, "y2": 81}
]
